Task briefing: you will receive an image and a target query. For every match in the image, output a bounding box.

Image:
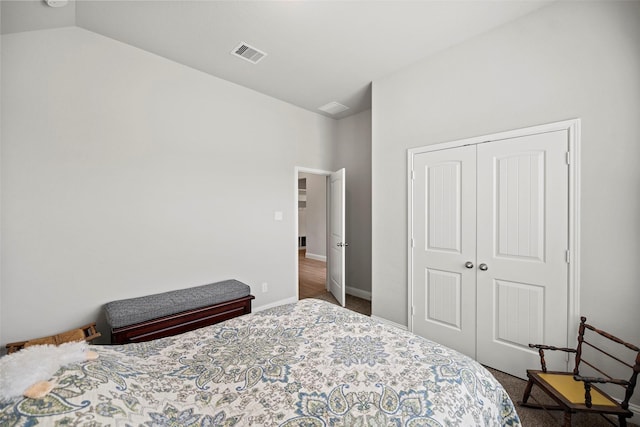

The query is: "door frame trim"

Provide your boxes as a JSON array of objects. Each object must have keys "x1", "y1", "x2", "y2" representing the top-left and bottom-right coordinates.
[
  {"x1": 294, "y1": 167, "x2": 332, "y2": 301},
  {"x1": 407, "y1": 119, "x2": 581, "y2": 351}
]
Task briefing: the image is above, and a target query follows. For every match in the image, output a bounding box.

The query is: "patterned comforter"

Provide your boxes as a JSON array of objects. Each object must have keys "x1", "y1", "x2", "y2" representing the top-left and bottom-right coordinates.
[{"x1": 0, "y1": 299, "x2": 521, "y2": 426}]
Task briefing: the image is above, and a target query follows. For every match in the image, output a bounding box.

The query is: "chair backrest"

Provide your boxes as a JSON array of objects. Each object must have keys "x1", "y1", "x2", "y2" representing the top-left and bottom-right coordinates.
[{"x1": 573, "y1": 316, "x2": 640, "y2": 410}]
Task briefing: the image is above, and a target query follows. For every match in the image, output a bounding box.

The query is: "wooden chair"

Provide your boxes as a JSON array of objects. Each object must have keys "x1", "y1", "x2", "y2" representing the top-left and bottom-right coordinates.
[
  {"x1": 5, "y1": 322, "x2": 101, "y2": 354},
  {"x1": 518, "y1": 316, "x2": 639, "y2": 426}
]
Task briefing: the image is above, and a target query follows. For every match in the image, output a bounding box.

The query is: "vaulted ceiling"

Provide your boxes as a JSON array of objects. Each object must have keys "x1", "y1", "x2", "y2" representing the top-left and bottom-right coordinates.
[{"x1": 1, "y1": 0, "x2": 552, "y2": 118}]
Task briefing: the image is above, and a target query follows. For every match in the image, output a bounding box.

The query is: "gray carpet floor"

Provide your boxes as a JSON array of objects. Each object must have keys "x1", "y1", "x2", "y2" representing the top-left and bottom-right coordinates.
[{"x1": 488, "y1": 368, "x2": 638, "y2": 427}]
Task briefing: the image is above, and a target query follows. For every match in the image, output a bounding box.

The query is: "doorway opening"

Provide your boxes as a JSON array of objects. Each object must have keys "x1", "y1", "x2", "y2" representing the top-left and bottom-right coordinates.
[
  {"x1": 294, "y1": 166, "x2": 347, "y2": 307},
  {"x1": 297, "y1": 171, "x2": 332, "y2": 302},
  {"x1": 294, "y1": 167, "x2": 372, "y2": 316}
]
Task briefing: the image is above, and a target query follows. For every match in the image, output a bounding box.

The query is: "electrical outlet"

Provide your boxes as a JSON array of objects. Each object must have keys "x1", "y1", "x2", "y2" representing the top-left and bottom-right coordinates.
[{"x1": 261, "y1": 282, "x2": 268, "y2": 293}]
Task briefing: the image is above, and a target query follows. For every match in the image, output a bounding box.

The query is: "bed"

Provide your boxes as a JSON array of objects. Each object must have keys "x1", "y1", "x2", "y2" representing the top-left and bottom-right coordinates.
[{"x1": 0, "y1": 299, "x2": 521, "y2": 426}]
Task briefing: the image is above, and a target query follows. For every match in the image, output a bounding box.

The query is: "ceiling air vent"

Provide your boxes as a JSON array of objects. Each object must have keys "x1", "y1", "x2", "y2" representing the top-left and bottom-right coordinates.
[
  {"x1": 231, "y1": 42, "x2": 267, "y2": 64},
  {"x1": 318, "y1": 101, "x2": 349, "y2": 115}
]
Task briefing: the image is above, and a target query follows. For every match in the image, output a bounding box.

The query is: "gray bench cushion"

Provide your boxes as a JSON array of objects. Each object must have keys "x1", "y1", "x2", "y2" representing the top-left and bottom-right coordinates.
[{"x1": 104, "y1": 279, "x2": 251, "y2": 329}]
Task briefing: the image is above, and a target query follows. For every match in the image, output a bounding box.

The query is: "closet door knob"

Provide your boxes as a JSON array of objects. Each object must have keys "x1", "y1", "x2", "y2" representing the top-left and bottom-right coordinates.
[
  {"x1": 479, "y1": 263, "x2": 488, "y2": 271},
  {"x1": 465, "y1": 261, "x2": 474, "y2": 269}
]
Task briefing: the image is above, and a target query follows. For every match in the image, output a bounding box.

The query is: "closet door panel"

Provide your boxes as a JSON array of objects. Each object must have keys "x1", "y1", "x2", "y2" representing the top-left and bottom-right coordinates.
[
  {"x1": 476, "y1": 131, "x2": 569, "y2": 377},
  {"x1": 412, "y1": 145, "x2": 476, "y2": 358}
]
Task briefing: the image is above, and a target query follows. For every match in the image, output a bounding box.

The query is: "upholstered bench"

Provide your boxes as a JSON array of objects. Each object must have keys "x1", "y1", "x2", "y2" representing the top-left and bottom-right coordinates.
[{"x1": 104, "y1": 280, "x2": 254, "y2": 344}]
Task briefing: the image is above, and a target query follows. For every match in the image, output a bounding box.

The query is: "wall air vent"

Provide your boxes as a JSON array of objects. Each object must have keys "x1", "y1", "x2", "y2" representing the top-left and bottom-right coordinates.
[
  {"x1": 318, "y1": 101, "x2": 349, "y2": 115},
  {"x1": 231, "y1": 42, "x2": 267, "y2": 64}
]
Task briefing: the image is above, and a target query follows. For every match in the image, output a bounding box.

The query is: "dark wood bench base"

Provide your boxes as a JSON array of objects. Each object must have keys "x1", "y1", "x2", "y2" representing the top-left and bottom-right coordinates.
[{"x1": 110, "y1": 295, "x2": 255, "y2": 344}]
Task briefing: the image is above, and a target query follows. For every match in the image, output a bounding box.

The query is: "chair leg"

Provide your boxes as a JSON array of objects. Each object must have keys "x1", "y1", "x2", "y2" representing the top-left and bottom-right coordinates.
[
  {"x1": 618, "y1": 415, "x2": 627, "y2": 427},
  {"x1": 563, "y1": 411, "x2": 572, "y2": 427},
  {"x1": 521, "y1": 378, "x2": 534, "y2": 404},
  {"x1": 517, "y1": 377, "x2": 563, "y2": 411}
]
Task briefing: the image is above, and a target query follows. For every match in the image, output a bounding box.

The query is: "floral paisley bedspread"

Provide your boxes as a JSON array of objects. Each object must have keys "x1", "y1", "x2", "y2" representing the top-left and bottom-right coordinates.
[{"x1": 0, "y1": 299, "x2": 521, "y2": 426}]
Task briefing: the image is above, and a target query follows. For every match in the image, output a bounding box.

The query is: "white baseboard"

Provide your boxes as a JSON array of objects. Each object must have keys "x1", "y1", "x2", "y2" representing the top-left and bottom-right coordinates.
[
  {"x1": 253, "y1": 296, "x2": 298, "y2": 313},
  {"x1": 305, "y1": 252, "x2": 326, "y2": 262},
  {"x1": 371, "y1": 315, "x2": 408, "y2": 331},
  {"x1": 346, "y1": 286, "x2": 371, "y2": 301}
]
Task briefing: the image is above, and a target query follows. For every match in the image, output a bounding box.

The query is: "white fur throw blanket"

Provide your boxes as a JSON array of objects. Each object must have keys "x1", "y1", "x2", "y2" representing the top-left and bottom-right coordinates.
[{"x1": 0, "y1": 341, "x2": 92, "y2": 401}]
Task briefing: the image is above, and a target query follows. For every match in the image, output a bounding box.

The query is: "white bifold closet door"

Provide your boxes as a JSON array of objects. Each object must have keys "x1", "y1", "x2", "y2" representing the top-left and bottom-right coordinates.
[
  {"x1": 412, "y1": 130, "x2": 569, "y2": 378},
  {"x1": 412, "y1": 145, "x2": 477, "y2": 357}
]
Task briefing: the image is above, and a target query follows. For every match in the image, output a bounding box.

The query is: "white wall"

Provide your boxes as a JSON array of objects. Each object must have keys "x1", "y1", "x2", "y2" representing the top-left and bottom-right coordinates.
[
  {"x1": 372, "y1": 0, "x2": 640, "y2": 401},
  {"x1": 299, "y1": 173, "x2": 326, "y2": 260},
  {"x1": 335, "y1": 109, "x2": 372, "y2": 296},
  {"x1": 1, "y1": 27, "x2": 337, "y2": 345},
  {"x1": 0, "y1": 0, "x2": 76, "y2": 35}
]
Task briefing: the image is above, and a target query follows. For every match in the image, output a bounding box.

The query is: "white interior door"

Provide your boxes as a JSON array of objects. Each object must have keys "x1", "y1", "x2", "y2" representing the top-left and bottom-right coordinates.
[
  {"x1": 476, "y1": 131, "x2": 569, "y2": 377},
  {"x1": 329, "y1": 168, "x2": 346, "y2": 306},
  {"x1": 412, "y1": 145, "x2": 477, "y2": 357},
  {"x1": 410, "y1": 127, "x2": 571, "y2": 378}
]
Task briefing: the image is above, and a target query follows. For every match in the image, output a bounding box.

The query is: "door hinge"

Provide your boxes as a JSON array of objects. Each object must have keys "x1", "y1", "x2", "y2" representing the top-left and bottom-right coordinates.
[
  {"x1": 411, "y1": 306, "x2": 415, "y2": 316},
  {"x1": 411, "y1": 170, "x2": 415, "y2": 180},
  {"x1": 566, "y1": 152, "x2": 571, "y2": 165},
  {"x1": 411, "y1": 238, "x2": 415, "y2": 248},
  {"x1": 566, "y1": 250, "x2": 571, "y2": 264}
]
